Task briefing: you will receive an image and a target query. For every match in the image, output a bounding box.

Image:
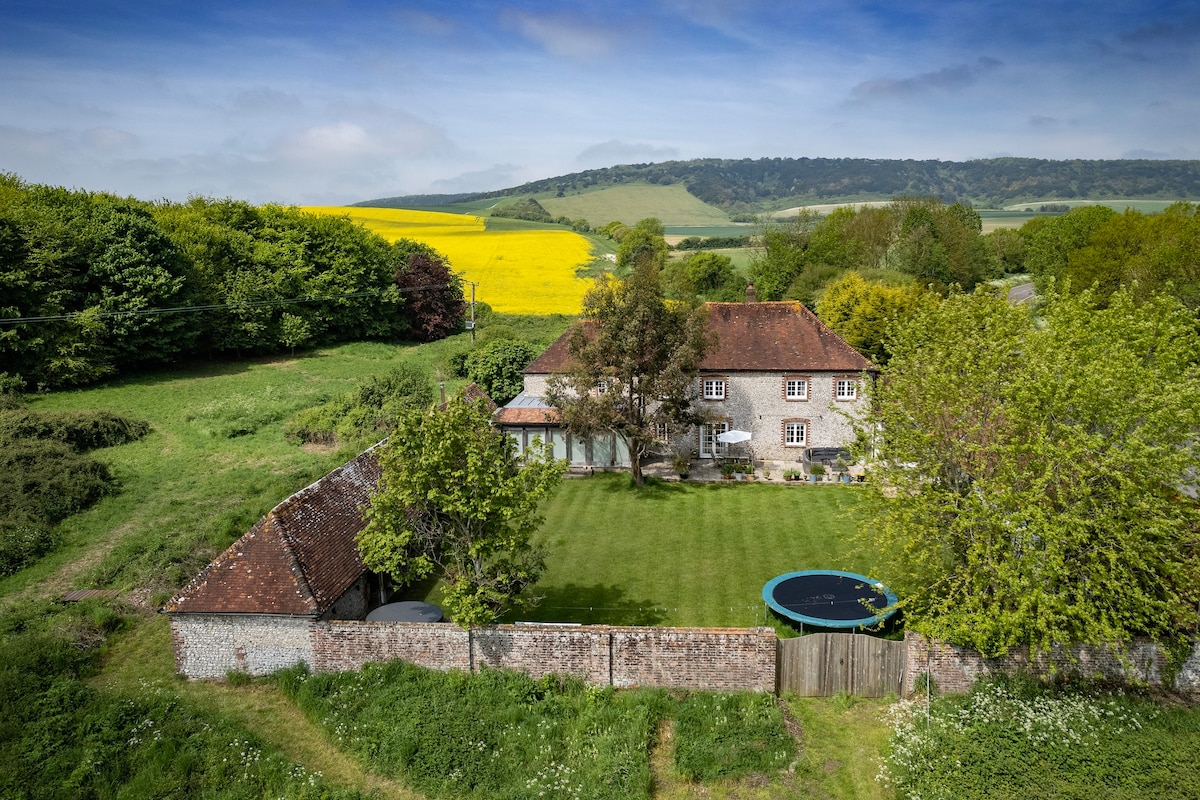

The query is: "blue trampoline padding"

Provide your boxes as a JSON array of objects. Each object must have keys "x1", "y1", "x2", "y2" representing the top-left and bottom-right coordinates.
[{"x1": 762, "y1": 569, "x2": 898, "y2": 628}]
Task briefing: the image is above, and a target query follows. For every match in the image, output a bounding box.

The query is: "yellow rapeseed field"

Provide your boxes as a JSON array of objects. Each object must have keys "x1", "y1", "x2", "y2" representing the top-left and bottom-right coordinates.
[{"x1": 303, "y1": 206, "x2": 594, "y2": 315}]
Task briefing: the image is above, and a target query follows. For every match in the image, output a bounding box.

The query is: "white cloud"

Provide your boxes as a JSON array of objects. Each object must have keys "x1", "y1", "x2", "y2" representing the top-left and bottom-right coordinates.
[
  {"x1": 429, "y1": 164, "x2": 524, "y2": 194},
  {"x1": 576, "y1": 140, "x2": 681, "y2": 167},
  {"x1": 503, "y1": 9, "x2": 617, "y2": 59}
]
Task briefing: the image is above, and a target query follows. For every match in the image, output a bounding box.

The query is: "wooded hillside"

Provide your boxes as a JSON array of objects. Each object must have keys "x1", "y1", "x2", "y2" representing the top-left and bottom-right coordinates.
[{"x1": 360, "y1": 157, "x2": 1200, "y2": 214}]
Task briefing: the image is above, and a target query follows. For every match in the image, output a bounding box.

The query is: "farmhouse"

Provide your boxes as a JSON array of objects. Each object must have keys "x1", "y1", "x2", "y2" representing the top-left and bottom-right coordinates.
[{"x1": 494, "y1": 297, "x2": 875, "y2": 470}]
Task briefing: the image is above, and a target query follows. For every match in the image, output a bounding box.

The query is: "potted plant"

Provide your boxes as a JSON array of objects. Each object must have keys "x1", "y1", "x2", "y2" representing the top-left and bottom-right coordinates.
[
  {"x1": 720, "y1": 463, "x2": 736, "y2": 480},
  {"x1": 809, "y1": 463, "x2": 825, "y2": 483},
  {"x1": 671, "y1": 451, "x2": 692, "y2": 480}
]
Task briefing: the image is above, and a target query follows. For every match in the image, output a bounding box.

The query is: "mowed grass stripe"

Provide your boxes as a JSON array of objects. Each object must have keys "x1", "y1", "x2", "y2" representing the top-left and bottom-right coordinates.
[{"x1": 515, "y1": 475, "x2": 867, "y2": 628}]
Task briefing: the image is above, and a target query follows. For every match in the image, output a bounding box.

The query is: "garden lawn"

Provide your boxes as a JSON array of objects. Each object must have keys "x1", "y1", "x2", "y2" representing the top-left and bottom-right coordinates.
[{"x1": 500, "y1": 473, "x2": 868, "y2": 629}]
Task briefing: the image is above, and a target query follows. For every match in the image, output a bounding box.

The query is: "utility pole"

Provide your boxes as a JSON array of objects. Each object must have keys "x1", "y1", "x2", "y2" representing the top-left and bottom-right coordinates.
[{"x1": 469, "y1": 282, "x2": 477, "y2": 342}]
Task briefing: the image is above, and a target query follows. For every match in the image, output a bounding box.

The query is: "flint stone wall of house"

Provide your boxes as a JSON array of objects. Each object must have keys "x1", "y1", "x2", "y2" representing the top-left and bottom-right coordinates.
[{"x1": 697, "y1": 371, "x2": 865, "y2": 462}]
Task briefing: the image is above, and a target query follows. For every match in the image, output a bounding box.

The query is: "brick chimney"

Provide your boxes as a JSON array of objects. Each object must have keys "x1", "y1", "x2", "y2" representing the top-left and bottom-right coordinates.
[{"x1": 745, "y1": 283, "x2": 757, "y2": 303}]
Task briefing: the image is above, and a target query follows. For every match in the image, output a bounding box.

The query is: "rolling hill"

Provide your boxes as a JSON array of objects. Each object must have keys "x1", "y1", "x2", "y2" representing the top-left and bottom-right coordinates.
[{"x1": 358, "y1": 157, "x2": 1200, "y2": 229}]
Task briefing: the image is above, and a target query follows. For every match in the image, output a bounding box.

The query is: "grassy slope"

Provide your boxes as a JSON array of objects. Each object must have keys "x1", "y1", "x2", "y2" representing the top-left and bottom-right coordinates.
[
  {"x1": 538, "y1": 184, "x2": 733, "y2": 228},
  {"x1": 2, "y1": 325, "x2": 567, "y2": 602}
]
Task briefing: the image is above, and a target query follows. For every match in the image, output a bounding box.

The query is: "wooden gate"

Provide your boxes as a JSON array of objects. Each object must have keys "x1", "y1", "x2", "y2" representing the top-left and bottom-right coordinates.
[{"x1": 777, "y1": 633, "x2": 906, "y2": 697}]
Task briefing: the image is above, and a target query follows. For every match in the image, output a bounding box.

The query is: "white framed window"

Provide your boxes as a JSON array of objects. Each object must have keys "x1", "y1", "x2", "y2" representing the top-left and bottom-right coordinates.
[
  {"x1": 783, "y1": 420, "x2": 807, "y2": 446},
  {"x1": 595, "y1": 379, "x2": 609, "y2": 395},
  {"x1": 703, "y1": 378, "x2": 726, "y2": 400},
  {"x1": 785, "y1": 377, "x2": 809, "y2": 401},
  {"x1": 655, "y1": 422, "x2": 670, "y2": 443},
  {"x1": 835, "y1": 378, "x2": 858, "y2": 401}
]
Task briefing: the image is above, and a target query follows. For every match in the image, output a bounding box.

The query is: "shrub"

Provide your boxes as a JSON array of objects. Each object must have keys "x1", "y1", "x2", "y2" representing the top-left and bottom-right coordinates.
[
  {"x1": 0, "y1": 409, "x2": 150, "y2": 451},
  {"x1": 464, "y1": 339, "x2": 539, "y2": 404},
  {"x1": 0, "y1": 514, "x2": 58, "y2": 577},
  {"x1": 284, "y1": 363, "x2": 433, "y2": 446},
  {"x1": 0, "y1": 438, "x2": 118, "y2": 524}
]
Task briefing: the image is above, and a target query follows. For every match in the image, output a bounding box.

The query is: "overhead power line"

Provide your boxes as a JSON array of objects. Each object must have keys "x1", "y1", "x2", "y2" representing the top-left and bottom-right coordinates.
[{"x1": 0, "y1": 281, "x2": 471, "y2": 326}]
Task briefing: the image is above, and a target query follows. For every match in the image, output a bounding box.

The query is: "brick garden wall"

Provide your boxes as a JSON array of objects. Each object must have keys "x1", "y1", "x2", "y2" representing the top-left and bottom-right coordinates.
[
  {"x1": 314, "y1": 622, "x2": 778, "y2": 692},
  {"x1": 172, "y1": 615, "x2": 778, "y2": 692},
  {"x1": 904, "y1": 632, "x2": 1200, "y2": 695}
]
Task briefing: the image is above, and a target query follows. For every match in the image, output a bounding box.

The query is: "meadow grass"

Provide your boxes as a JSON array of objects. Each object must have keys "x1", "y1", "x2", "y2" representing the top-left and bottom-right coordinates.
[
  {"x1": 785, "y1": 693, "x2": 892, "y2": 800},
  {"x1": 880, "y1": 677, "x2": 1200, "y2": 800},
  {"x1": 304, "y1": 206, "x2": 595, "y2": 315},
  {"x1": 4, "y1": 333, "x2": 525, "y2": 599},
  {"x1": 278, "y1": 659, "x2": 800, "y2": 800}
]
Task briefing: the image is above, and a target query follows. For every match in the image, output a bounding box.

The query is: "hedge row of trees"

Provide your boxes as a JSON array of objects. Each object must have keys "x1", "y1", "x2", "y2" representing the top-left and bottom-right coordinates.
[
  {"x1": 748, "y1": 197, "x2": 999, "y2": 306},
  {"x1": 0, "y1": 175, "x2": 465, "y2": 390},
  {"x1": 1023, "y1": 201, "x2": 1200, "y2": 310}
]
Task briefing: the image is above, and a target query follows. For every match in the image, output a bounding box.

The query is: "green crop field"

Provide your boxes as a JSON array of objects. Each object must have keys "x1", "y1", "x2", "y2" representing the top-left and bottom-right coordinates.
[{"x1": 539, "y1": 183, "x2": 734, "y2": 227}]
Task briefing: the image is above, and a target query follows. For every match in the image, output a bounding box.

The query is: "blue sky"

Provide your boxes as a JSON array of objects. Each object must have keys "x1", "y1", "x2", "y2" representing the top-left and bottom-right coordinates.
[{"x1": 2, "y1": 1, "x2": 1197, "y2": 204}]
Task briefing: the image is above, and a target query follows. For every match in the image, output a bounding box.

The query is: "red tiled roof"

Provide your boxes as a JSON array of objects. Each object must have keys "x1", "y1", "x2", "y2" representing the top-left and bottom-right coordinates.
[
  {"x1": 493, "y1": 406, "x2": 562, "y2": 425},
  {"x1": 700, "y1": 302, "x2": 874, "y2": 372},
  {"x1": 166, "y1": 446, "x2": 383, "y2": 616},
  {"x1": 524, "y1": 303, "x2": 872, "y2": 376},
  {"x1": 524, "y1": 320, "x2": 595, "y2": 375}
]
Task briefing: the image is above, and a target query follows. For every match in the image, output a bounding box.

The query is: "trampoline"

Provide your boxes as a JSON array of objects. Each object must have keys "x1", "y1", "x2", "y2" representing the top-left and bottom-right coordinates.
[{"x1": 762, "y1": 570, "x2": 897, "y2": 629}]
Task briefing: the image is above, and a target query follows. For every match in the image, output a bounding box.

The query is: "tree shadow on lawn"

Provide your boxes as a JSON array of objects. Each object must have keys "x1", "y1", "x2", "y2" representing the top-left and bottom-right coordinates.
[
  {"x1": 594, "y1": 474, "x2": 693, "y2": 500},
  {"x1": 512, "y1": 582, "x2": 668, "y2": 626}
]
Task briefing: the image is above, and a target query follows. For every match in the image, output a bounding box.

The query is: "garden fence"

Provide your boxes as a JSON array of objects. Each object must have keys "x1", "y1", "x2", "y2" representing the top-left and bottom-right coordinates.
[{"x1": 777, "y1": 632, "x2": 906, "y2": 696}]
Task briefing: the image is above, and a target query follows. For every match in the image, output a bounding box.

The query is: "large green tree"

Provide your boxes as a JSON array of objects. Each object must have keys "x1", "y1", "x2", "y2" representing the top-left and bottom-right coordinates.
[
  {"x1": 547, "y1": 226, "x2": 712, "y2": 485},
  {"x1": 464, "y1": 338, "x2": 539, "y2": 405},
  {"x1": 358, "y1": 394, "x2": 565, "y2": 627},
  {"x1": 815, "y1": 271, "x2": 932, "y2": 364},
  {"x1": 860, "y1": 288, "x2": 1200, "y2": 664}
]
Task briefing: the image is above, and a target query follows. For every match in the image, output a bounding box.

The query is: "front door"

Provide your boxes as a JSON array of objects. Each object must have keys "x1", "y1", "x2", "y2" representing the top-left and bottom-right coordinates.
[{"x1": 700, "y1": 422, "x2": 729, "y2": 459}]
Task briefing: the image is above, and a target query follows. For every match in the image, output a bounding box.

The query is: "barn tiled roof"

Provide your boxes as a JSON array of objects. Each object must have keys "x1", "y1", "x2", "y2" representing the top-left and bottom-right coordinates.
[
  {"x1": 700, "y1": 302, "x2": 874, "y2": 373},
  {"x1": 523, "y1": 302, "x2": 873, "y2": 377},
  {"x1": 166, "y1": 445, "x2": 383, "y2": 616}
]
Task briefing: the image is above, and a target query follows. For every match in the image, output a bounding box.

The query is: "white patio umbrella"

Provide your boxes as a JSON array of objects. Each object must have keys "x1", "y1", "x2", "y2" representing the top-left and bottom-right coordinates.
[{"x1": 717, "y1": 429, "x2": 752, "y2": 444}]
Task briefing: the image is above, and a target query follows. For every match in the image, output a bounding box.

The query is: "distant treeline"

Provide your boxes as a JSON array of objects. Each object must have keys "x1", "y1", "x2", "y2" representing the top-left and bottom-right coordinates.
[
  {"x1": 363, "y1": 157, "x2": 1200, "y2": 215},
  {"x1": 0, "y1": 175, "x2": 465, "y2": 390}
]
